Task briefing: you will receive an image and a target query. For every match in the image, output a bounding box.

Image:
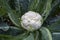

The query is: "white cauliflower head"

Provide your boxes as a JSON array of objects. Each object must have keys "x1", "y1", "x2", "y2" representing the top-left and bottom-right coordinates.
[{"x1": 21, "y1": 11, "x2": 43, "y2": 31}]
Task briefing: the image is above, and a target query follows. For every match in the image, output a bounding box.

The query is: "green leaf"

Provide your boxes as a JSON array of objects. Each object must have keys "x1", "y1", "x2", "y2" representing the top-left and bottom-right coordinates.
[
  {"x1": 0, "y1": 0, "x2": 11, "y2": 12},
  {"x1": 40, "y1": 27, "x2": 52, "y2": 40},
  {"x1": 28, "y1": 0, "x2": 40, "y2": 11},
  {"x1": 28, "y1": 0, "x2": 47, "y2": 13},
  {"x1": 34, "y1": 31, "x2": 39, "y2": 40},
  {"x1": 0, "y1": 34, "x2": 14, "y2": 38},
  {"x1": 3, "y1": 33, "x2": 25, "y2": 40},
  {"x1": 0, "y1": 2, "x2": 6, "y2": 17},
  {"x1": 23, "y1": 33, "x2": 34, "y2": 40},
  {"x1": 8, "y1": 10, "x2": 21, "y2": 27},
  {"x1": 47, "y1": 18, "x2": 60, "y2": 32},
  {"x1": 0, "y1": 34, "x2": 15, "y2": 40},
  {"x1": 0, "y1": 0, "x2": 21, "y2": 27},
  {"x1": 0, "y1": 23, "x2": 9, "y2": 31},
  {"x1": 11, "y1": 32, "x2": 29, "y2": 40},
  {"x1": 52, "y1": 32, "x2": 60, "y2": 40},
  {"x1": 42, "y1": 0, "x2": 52, "y2": 21},
  {"x1": 36, "y1": 0, "x2": 47, "y2": 13},
  {"x1": 14, "y1": 0, "x2": 21, "y2": 17}
]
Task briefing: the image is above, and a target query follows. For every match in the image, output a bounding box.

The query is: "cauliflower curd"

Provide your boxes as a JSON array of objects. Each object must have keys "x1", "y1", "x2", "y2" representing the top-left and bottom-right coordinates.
[{"x1": 21, "y1": 11, "x2": 43, "y2": 31}]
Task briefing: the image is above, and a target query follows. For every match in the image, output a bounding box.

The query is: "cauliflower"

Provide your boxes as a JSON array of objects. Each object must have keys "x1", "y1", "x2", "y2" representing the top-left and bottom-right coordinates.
[{"x1": 21, "y1": 11, "x2": 43, "y2": 31}]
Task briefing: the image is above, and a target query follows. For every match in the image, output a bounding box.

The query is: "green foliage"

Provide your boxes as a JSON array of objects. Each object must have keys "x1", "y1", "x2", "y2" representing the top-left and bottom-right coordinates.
[
  {"x1": 0, "y1": 0, "x2": 60, "y2": 40},
  {"x1": 40, "y1": 27, "x2": 52, "y2": 40},
  {"x1": 47, "y1": 18, "x2": 60, "y2": 32},
  {"x1": 23, "y1": 33, "x2": 34, "y2": 40},
  {"x1": 28, "y1": 0, "x2": 47, "y2": 14},
  {"x1": 0, "y1": 0, "x2": 21, "y2": 27},
  {"x1": 8, "y1": 11, "x2": 21, "y2": 27},
  {"x1": 0, "y1": 23, "x2": 9, "y2": 31},
  {"x1": 0, "y1": 7, "x2": 6, "y2": 17}
]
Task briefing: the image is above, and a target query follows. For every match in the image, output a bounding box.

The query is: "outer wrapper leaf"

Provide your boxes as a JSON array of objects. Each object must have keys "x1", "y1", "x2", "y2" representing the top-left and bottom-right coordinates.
[
  {"x1": 40, "y1": 27, "x2": 52, "y2": 40},
  {"x1": 23, "y1": 33, "x2": 34, "y2": 40},
  {"x1": 0, "y1": 0, "x2": 21, "y2": 27}
]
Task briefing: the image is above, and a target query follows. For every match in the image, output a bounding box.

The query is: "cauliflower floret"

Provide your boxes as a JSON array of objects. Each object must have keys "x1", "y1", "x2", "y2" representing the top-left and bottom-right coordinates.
[{"x1": 21, "y1": 11, "x2": 43, "y2": 31}]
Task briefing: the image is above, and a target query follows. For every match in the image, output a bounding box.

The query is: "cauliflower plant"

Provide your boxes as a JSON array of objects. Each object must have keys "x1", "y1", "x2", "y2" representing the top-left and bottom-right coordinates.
[{"x1": 21, "y1": 11, "x2": 43, "y2": 31}]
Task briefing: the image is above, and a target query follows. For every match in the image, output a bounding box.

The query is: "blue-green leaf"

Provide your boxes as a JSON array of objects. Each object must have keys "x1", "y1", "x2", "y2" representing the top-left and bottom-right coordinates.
[
  {"x1": 52, "y1": 32, "x2": 60, "y2": 40},
  {"x1": 0, "y1": 0, "x2": 21, "y2": 27},
  {"x1": 0, "y1": 23, "x2": 9, "y2": 31},
  {"x1": 47, "y1": 18, "x2": 60, "y2": 32},
  {"x1": 23, "y1": 33, "x2": 34, "y2": 40},
  {"x1": 40, "y1": 27, "x2": 52, "y2": 40},
  {"x1": 42, "y1": 0, "x2": 52, "y2": 21}
]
